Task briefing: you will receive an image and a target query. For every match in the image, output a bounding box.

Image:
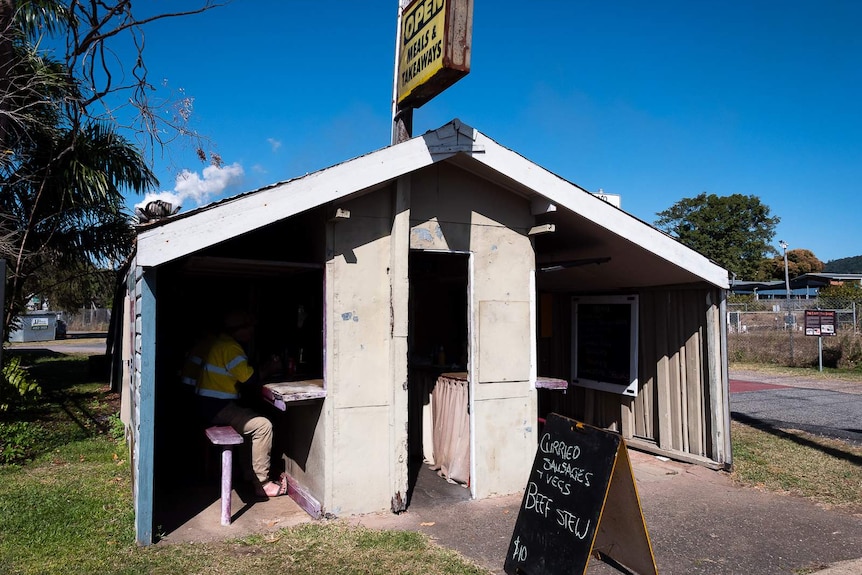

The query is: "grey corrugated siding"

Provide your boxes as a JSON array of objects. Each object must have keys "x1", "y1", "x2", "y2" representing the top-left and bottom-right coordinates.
[{"x1": 539, "y1": 285, "x2": 728, "y2": 465}]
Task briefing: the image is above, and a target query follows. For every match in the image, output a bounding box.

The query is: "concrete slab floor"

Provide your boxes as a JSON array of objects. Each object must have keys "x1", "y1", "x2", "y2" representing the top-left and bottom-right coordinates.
[
  {"x1": 154, "y1": 461, "x2": 470, "y2": 545},
  {"x1": 155, "y1": 480, "x2": 314, "y2": 544}
]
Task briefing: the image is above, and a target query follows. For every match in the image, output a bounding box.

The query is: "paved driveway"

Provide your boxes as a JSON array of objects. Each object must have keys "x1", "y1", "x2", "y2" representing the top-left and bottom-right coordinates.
[
  {"x1": 730, "y1": 369, "x2": 862, "y2": 444},
  {"x1": 6, "y1": 333, "x2": 107, "y2": 356}
]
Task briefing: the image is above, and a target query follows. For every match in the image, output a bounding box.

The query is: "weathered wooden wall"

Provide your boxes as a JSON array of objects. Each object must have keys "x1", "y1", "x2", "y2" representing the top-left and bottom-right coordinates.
[
  {"x1": 125, "y1": 261, "x2": 156, "y2": 545},
  {"x1": 538, "y1": 286, "x2": 728, "y2": 466},
  {"x1": 410, "y1": 163, "x2": 538, "y2": 499}
]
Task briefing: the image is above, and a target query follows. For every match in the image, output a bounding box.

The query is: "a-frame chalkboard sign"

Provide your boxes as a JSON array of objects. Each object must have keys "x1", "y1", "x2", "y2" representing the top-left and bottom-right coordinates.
[{"x1": 504, "y1": 413, "x2": 658, "y2": 575}]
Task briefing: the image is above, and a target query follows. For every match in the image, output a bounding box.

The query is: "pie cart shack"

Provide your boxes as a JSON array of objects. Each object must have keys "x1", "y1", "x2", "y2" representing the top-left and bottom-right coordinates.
[{"x1": 116, "y1": 119, "x2": 731, "y2": 545}]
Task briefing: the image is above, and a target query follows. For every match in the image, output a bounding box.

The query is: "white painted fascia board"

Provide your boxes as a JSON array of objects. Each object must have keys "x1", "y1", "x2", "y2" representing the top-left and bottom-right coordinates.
[
  {"x1": 137, "y1": 136, "x2": 441, "y2": 268},
  {"x1": 470, "y1": 131, "x2": 731, "y2": 289}
]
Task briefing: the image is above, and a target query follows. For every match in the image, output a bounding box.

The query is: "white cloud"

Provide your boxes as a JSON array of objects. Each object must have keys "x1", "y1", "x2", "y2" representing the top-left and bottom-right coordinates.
[
  {"x1": 135, "y1": 162, "x2": 244, "y2": 212},
  {"x1": 267, "y1": 138, "x2": 282, "y2": 152}
]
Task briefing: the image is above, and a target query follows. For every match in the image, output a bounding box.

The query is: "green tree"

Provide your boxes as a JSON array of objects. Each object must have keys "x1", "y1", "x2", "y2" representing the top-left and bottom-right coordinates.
[
  {"x1": 818, "y1": 282, "x2": 862, "y2": 302},
  {"x1": 824, "y1": 255, "x2": 862, "y2": 273},
  {"x1": 1, "y1": 116, "x2": 156, "y2": 328},
  {"x1": 654, "y1": 192, "x2": 780, "y2": 280},
  {"x1": 36, "y1": 261, "x2": 117, "y2": 311},
  {"x1": 766, "y1": 248, "x2": 824, "y2": 280}
]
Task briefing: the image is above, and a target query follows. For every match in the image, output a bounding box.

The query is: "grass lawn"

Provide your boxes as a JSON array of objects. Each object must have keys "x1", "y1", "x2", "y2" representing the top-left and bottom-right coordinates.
[
  {"x1": 731, "y1": 421, "x2": 862, "y2": 512},
  {"x1": 0, "y1": 435, "x2": 487, "y2": 574},
  {"x1": 731, "y1": 361, "x2": 862, "y2": 383}
]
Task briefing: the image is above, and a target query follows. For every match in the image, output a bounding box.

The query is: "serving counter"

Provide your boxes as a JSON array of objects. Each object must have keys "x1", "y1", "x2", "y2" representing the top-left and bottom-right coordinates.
[{"x1": 261, "y1": 379, "x2": 325, "y2": 410}]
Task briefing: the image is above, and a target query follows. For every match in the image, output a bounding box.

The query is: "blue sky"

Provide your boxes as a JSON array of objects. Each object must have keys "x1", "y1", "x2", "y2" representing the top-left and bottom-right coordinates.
[{"x1": 127, "y1": 0, "x2": 861, "y2": 264}]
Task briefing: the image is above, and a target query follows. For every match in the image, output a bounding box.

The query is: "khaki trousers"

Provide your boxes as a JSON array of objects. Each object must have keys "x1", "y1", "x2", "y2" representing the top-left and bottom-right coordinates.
[{"x1": 212, "y1": 401, "x2": 273, "y2": 484}]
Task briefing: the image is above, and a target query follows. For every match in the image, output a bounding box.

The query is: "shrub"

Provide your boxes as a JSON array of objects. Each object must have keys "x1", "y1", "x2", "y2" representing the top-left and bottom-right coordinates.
[
  {"x1": 0, "y1": 421, "x2": 44, "y2": 465},
  {"x1": 108, "y1": 413, "x2": 126, "y2": 444},
  {"x1": 0, "y1": 356, "x2": 42, "y2": 413},
  {"x1": 728, "y1": 331, "x2": 862, "y2": 371},
  {"x1": 835, "y1": 334, "x2": 862, "y2": 370}
]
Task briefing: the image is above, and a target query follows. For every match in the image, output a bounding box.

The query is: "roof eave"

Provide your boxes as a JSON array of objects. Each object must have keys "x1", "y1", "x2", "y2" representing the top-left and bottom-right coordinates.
[
  {"x1": 464, "y1": 130, "x2": 730, "y2": 289},
  {"x1": 136, "y1": 135, "x2": 443, "y2": 268}
]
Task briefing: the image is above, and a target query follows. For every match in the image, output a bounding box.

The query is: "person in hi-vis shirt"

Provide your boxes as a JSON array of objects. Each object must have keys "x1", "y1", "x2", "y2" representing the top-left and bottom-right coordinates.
[{"x1": 196, "y1": 310, "x2": 285, "y2": 498}]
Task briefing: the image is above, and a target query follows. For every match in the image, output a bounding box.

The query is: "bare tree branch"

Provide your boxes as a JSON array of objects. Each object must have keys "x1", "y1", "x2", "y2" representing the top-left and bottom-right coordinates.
[{"x1": 62, "y1": 0, "x2": 230, "y2": 164}]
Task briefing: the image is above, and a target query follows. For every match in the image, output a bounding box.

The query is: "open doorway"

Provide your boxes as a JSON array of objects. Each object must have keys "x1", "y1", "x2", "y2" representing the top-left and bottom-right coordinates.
[{"x1": 406, "y1": 251, "x2": 471, "y2": 506}]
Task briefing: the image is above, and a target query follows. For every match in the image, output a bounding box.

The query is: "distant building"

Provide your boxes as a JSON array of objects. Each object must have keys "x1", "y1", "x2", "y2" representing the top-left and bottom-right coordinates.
[{"x1": 730, "y1": 273, "x2": 862, "y2": 299}]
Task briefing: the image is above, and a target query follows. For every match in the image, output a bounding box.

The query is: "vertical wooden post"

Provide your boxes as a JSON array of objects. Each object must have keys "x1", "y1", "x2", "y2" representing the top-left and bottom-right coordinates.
[
  {"x1": 389, "y1": 174, "x2": 411, "y2": 512},
  {"x1": 0, "y1": 259, "x2": 5, "y2": 369},
  {"x1": 135, "y1": 268, "x2": 156, "y2": 545}
]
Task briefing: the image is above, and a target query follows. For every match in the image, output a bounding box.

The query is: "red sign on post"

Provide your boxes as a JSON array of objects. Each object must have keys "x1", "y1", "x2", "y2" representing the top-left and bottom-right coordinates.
[{"x1": 804, "y1": 310, "x2": 836, "y2": 336}]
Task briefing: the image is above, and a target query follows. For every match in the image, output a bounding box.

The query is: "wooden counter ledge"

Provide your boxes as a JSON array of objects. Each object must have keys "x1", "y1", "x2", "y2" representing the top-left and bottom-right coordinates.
[{"x1": 262, "y1": 379, "x2": 325, "y2": 410}]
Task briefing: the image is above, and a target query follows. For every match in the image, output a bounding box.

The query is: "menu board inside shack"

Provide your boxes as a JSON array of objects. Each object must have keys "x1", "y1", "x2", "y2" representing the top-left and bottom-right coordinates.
[{"x1": 571, "y1": 295, "x2": 639, "y2": 397}]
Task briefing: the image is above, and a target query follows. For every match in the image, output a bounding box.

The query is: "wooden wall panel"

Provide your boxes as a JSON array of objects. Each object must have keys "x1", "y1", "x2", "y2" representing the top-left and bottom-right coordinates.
[
  {"x1": 683, "y1": 290, "x2": 704, "y2": 455},
  {"x1": 705, "y1": 289, "x2": 728, "y2": 463},
  {"x1": 537, "y1": 286, "x2": 726, "y2": 465},
  {"x1": 653, "y1": 292, "x2": 673, "y2": 450},
  {"x1": 635, "y1": 292, "x2": 657, "y2": 441},
  {"x1": 670, "y1": 291, "x2": 685, "y2": 452}
]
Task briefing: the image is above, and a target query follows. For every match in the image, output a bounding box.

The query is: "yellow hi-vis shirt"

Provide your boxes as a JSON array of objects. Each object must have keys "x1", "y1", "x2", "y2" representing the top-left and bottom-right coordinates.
[
  {"x1": 196, "y1": 333, "x2": 255, "y2": 400},
  {"x1": 180, "y1": 333, "x2": 216, "y2": 387}
]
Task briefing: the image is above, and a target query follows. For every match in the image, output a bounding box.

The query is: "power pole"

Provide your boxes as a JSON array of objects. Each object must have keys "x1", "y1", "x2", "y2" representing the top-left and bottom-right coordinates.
[{"x1": 779, "y1": 240, "x2": 794, "y2": 363}]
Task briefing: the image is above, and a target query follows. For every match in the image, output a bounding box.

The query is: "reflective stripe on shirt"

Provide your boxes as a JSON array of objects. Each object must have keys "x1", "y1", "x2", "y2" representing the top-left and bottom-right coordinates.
[
  {"x1": 196, "y1": 386, "x2": 238, "y2": 400},
  {"x1": 195, "y1": 333, "x2": 254, "y2": 398},
  {"x1": 180, "y1": 333, "x2": 216, "y2": 388}
]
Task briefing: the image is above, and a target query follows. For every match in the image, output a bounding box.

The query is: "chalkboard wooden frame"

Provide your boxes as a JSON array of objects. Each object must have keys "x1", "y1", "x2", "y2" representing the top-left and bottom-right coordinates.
[
  {"x1": 504, "y1": 414, "x2": 658, "y2": 575},
  {"x1": 571, "y1": 295, "x2": 639, "y2": 397}
]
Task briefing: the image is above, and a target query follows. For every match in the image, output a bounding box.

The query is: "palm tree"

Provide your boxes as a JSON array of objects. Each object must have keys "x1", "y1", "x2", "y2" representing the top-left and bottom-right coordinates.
[
  {"x1": 4, "y1": 103, "x2": 157, "y2": 317},
  {"x1": 2, "y1": 117, "x2": 156, "y2": 332},
  {"x1": 1, "y1": 1, "x2": 241, "y2": 340},
  {"x1": 1, "y1": 0, "x2": 158, "y2": 336},
  {"x1": 0, "y1": 38, "x2": 155, "y2": 334},
  {"x1": 0, "y1": 0, "x2": 67, "y2": 158}
]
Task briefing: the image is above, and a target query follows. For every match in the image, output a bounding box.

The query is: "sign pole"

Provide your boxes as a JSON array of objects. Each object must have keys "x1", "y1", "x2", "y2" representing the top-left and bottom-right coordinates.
[
  {"x1": 392, "y1": 109, "x2": 413, "y2": 145},
  {"x1": 391, "y1": 0, "x2": 473, "y2": 144},
  {"x1": 818, "y1": 335, "x2": 823, "y2": 372}
]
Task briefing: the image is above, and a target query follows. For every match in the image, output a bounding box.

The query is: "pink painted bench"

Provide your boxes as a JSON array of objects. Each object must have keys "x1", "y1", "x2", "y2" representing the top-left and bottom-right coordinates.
[{"x1": 205, "y1": 426, "x2": 244, "y2": 526}]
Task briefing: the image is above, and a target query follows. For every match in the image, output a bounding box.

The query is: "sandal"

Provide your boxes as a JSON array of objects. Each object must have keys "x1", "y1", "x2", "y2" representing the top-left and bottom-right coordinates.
[{"x1": 259, "y1": 474, "x2": 288, "y2": 498}]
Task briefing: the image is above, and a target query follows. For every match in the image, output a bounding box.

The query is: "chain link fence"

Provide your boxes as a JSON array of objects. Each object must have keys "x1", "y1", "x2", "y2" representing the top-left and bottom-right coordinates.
[
  {"x1": 60, "y1": 308, "x2": 111, "y2": 333},
  {"x1": 728, "y1": 297, "x2": 860, "y2": 334},
  {"x1": 728, "y1": 296, "x2": 862, "y2": 369}
]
